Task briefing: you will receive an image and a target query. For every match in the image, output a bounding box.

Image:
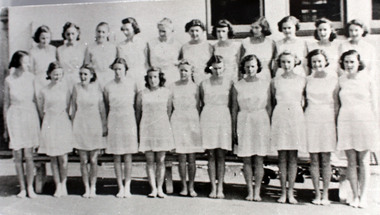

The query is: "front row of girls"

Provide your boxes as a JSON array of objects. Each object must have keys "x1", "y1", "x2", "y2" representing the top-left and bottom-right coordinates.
[{"x1": 5, "y1": 49, "x2": 377, "y2": 208}]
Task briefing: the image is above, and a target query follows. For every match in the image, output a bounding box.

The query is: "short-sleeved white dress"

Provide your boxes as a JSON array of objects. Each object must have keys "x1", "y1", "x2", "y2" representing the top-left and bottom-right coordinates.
[{"x1": 213, "y1": 41, "x2": 241, "y2": 82}]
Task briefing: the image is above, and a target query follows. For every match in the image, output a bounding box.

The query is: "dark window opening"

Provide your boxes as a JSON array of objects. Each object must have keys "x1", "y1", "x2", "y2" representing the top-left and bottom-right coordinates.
[
  {"x1": 290, "y1": 0, "x2": 341, "y2": 22},
  {"x1": 211, "y1": 0, "x2": 261, "y2": 25}
]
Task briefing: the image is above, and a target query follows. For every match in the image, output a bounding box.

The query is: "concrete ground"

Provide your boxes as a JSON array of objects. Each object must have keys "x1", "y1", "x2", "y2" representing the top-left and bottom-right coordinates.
[{"x1": 0, "y1": 158, "x2": 380, "y2": 215}]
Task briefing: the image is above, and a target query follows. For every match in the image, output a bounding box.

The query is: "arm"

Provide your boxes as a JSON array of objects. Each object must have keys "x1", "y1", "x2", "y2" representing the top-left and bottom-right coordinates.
[{"x1": 3, "y1": 79, "x2": 10, "y2": 139}]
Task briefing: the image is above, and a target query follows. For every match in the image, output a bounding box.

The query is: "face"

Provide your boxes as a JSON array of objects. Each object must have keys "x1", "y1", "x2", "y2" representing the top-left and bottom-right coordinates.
[
  {"x1": 244, "y1": 59, "x2": 259, "y2": 77},
  {"x1": 39, "y1": 32, "x2": 51, "y2": 46},
  {"x1": 79, "y1": 68, "x2": 92, "y2": 84},
  {"x1": 349, "y1": 24, "x2": 364, "y2": 41},
  {"x1": 282, "y1": 21, "x2": 296, "y2": 38},
  {"x1": 317, "y1": 23, "x2": 332, "y2": 41},
  {"x1": 311, "y1": 54, "x2": 327, "y2": 72},
  {"x1": 251, "y1": 22, "x2": 263, "y2": 37},
  {"x1": 343, "y1": 54, "x2": 359, "y2": 73},
  {"x1": 20, "y1": 55, "x2": 30, "y2": 71},
  {"x1": 188, "y1": 26, "x2": 203, "y2": 41},
  {"x1": 65, "y1": 26, "x2": 79, "y2": 42},
  {"x1": 147, "y1": 70, "x2": 160, "y2": 88},
  {"x1": 216, "y1": 27, "x2": 229, "y2": 41},
  {"x1": 210, "y1": 62, "x2": 224, "y2": 77},
  {"x1": 96, "y1": 25, "x2": 109, "y2": 42},
  {"x1": 50, "y1": 68, "x2": 64, "y2": 82},
  {"x1": 158, "y1": 24, "x2": 173, "y2": 40},
  {"x1": 112, "y1": 63, "x2": 126, "y2": 80},
  {"x1": 178, "y1": 64, "x2": 192, "y2": 81},
  {"x1": 121, "y1": 23, "x2": 135, "y2": 39},
  {"x1": 280, "y1": 54, "x2": 295, "y2": 72}
]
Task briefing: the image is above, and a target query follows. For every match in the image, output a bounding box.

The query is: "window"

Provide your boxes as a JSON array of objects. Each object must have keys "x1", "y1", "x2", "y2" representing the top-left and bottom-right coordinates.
[
  {"x1": 210, "y1": 0, "x2": 262, "y2": 25},
  {"x1": 373, "y1": 0, "x2": 380, "y2": 20},
  {"x1": 290, "y1": 0, "x2": 342, "y2": 23}
]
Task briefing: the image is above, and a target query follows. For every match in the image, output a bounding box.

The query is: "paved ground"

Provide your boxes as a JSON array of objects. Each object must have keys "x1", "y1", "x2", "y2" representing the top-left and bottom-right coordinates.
[{"x1": 0, "y1": 158, "x2": 379, "y2": 215}]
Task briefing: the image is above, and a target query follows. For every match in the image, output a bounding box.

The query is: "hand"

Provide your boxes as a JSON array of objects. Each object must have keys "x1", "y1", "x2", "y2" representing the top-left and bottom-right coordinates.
[
  {"x1": 102, "y1": 127, "x2": 108, "y2": 137},
  {"x1": 3, "y1": 130, "x2": 9, "y2": 142}
]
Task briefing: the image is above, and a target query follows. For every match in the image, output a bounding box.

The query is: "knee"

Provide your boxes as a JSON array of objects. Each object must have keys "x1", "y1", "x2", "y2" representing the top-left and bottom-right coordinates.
[{"x1": 90, "y1": 157, "x2": 98, "y2": 165}]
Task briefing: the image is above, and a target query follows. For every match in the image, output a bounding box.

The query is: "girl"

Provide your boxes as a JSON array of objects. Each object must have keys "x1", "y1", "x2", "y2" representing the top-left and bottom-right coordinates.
[
  {"x1": 232, "y1": 55, "x2": 271, "y2": 201},
  {"x1": 117, "y1": 17, "x2": 148, "y2": 90},
  {"x1": 136, "y1": 67, "x2": 175, "y2": 198},
  {"x1": 37, "y1": 61, "x2": 74, "y2": 197},
  {"x1": 71, "y1": 65, "x2": 107, "y2": 198},
  {"x1": 30, "y1": 25, "x2": 56, "y2": 93},
  {"x1": 305, "y1": 49, "x2": 339, "y2": 205},
  {"x1": 271, "y1": 51, "x2": 306, "y2": 204},
  {"x1": 147, "y1": 17, "x2": 182, "y2": 85},
  {"x1": 4, "y1": 51, "x2": 40, "y2": 198},
  {"x1": 307, "y1": 18, "x2": 340, "y2": 76},
  {"x1": 200, "y1": 55, "x2": 233, "y2": 199},
  {"x1": 337, "y1": 50, "x2": 378, "y2": 208},
  {"x1": 179, "y1": 19, "x2": 213, "y2": 85},
  {"x1": 84, "y1": 22, "x2": 117, "y2": 88},
  {"x1": 241, "y1": 16, "x2": 275, "y2": 80},
  {"x1": 104, "y1": 58, "x2": 139, "y2": 198},
  {"x1": 57, "y1": 22, "x2": 86, "y2": 88},
  {"x1": 170, "y1": 59, "x2": 203, "y2": 197},
  {"x1": 212, "y1": 19, "x2": 241, "y2": 82},
  {"x1": 339, "y1": 19, "x2": 376, "y2": 78},
  {"x1": 274, "y1": 16, "x2": 307, "y2": 77}
]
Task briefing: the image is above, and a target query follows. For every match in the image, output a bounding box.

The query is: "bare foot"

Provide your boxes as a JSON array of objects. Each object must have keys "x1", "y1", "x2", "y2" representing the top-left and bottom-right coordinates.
[
  {"x1": 89, "y1": 187, "x2": 97, "y2": 198},
  {"x1": 277, "y1": 195, "x2": 286, "y2": 203},
  {"x1": 349, "y1": 197, "x2": 359, "y2": 208},
  {"x1": 82, "y1": 191, "x2": 90, "y2": 198},
  {"x1": 116, "y1": 189, "x2": 124, "y2": 198},
  {"x1": 189, "y1": 190, "x2": 197, "y2": 197},
  {"x1": 245, "y1": 194, "x2": 254, "y2": 201},
  {"x1": 320, "y1": 199, "x2": 331, "y2": 206},
  {"x1": 288, "y1": 196, "x2": 298, "y2": 204},
  {"x1": 311, "y1": 198, "x2": 321, "y2": 205},
  {"x1": 16, "y1": 190, "x2": 26, "y2": 198},
  {"x1": 359, "y1": 198, "x2": 368, "y2": 209},
  {"x1": 27, "y1": 188, "x2": 37, "y2": 199},
  {"x1": 124, "y1": 187, "x2": 132, "y2": 198},
  {"x1": 179, "y1": 189, "x2": 188, "y2": 196},
  {"x1": 253, "y1": 194, "x2": 262, "y2": 202},
  {"x1": 157, "y1": 190, "x2": 167, "y2": 198},
  {"x1": 60, "y1": 184, "x2": 68, "y2": 197},
  {"x1": 148, "y1": 189, "x2": 157, "y2": 198},
  {"x1": 216, "y1": 191, "x2": 225, "y2": 199},
  {"x1": 209, "y1": 189, "x2": 217, "y2": 198}
]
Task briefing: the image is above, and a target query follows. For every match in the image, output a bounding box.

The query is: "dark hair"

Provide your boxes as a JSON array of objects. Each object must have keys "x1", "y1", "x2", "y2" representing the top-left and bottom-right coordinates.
[
  {"x1": 277, "y1": 16, "x2": 300, "y2": 32},
  {"x1": 96, "y1": 22, "x2": 110, "y2": 41},
  {"x1": 121, "y1": 17, "x2": 141, "y2": 34},
  {"x1": 185, "y1": 19, "x2": 206, "y2": 32},
  {"x1": 205, "y1": 55, "x2": 224, "y2": 74},
  {"x1": 345, "y1": 19, "x2": 369, "y2": 38},
  {"x1": 314, "y1": 18, "x2": 337, "y2": 42},
  {"x1": 46, "y1": 61, "x2": 63, "y2": 80},
  {"x1": 251, "y1": 16, "x2": 271, "y2": 36},
  {"x1": 144, "y1": 67, "x2": 166, "y2": 89},
  {"x1": 62, "y1": 22, "x2": 80, "y2": 41},
  {"x1": 80, "y1": 64, "x2": 97, "y2": 83},
  {"x1": 339, "y1": 50, "x2": 365, "y2": 71},
  {"x1": 211, "y1": 19, "x2": 234, "y2": 39},
  {"x1": 33, "y1": 25, "x2": 51, "y2": 43},
  {"x1": 109, "y1": 58, "x2": 129, "y2": 74},
  {"x1": 8, "y1": 50, "x2": 29, "y2": 69},
  {"x1": 306, "y1": 49, "x2": 329, "y2": 69},
  {"x1": 239, "y1": 55, "x2": 263, "y2": 74},
  {"x1": 276, "y1": 50, "x2": 301, "y2": 68}
]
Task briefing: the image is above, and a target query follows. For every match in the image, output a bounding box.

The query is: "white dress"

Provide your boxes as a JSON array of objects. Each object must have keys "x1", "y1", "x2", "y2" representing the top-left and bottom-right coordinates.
[
  {"x1": 38, "y1": 82, "x2": 73, "y2": 156},
  {"x1": 234, "y1": 79, "x2": 271, "y2": 157},
  {"x1": 337, "y1": 72, "x2": 379, "y2": 151},
  {"x1": 271, "y1": 75, "x2": 307, "y2": 152},
  {"x1": 170, "y1": 82, "x2": 203, "y2": 154},
  {"x1": 275, "y1": 38, "x2": 307, "y2": 77},
  {"x1": 29, "y1": 45, "x2": 56, "y2": 93},
  {"x1": 147, "y1": 38, "x2": 182, "y2": 85},
  {"x1": 139, "y1": 87, "x2": 175, "y2": 152},
  {"x1": 306, "y1": 40, "x2": 340, "y2": 76},
  {"x1": 73, "y1": 83, "x2": 105, "y2": 151},
  {"x1": 180, "y1": 41, "x2": 213, "y2": 85},
  {"x1": 305, "y1": 75, "x2": 338, "y2": 153},
  {"x1": 105, "y1": 78, "x2": 138, "y2": 155},
  {"x1": 200, "y1": 78, "x2": 232, "y2": 150},
  {"x1": 5, "y1": 72, "x2": 40, "y2": 150},
  {"x1": 213, "y1": 41, "x2": 241, "y2": 82}
]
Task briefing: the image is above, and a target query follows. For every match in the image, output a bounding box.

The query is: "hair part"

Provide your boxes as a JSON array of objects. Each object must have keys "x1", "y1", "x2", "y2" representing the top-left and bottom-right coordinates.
[
  {"x1": 33, "y1": 25, "x2": 52, "y2": 43},
  {"x1": 121, "y1": 17, "x2": 141, "y2": 34},
  {"x1": 110, "y1": 57, "x2": 129, "y2": 74},
  {"x1": 345, "y1": 19, "x2": 369, "y2": 37},
  {"x1": 251, "y1": 16, "x2": 272, "y2": 36},
  {"x1": 339, "y1": 49, "x2": 365, "y2": 71},
  {"x1": 239, "y1": 54, "x2": 263, "y2": 74},
  {"x1": 314, "y1": 18, "x2": 337, "y2": 42},
  {"x1": 205, "y1": 55, "x2": 224, "y2": 74},
  {"x1": 211, "y1": 19, "x2": 234, "y2": 39},
  {"x1": 185, "y1": 19, "x2": 206, "y2": 32},
  {"x1": 46, "y1": 61, "x2": 63, "y2": 80},
  {"x1": 62, "y1": 22, "x2": 81, "y2": 41},
  {"x1": 277, "y1": 16, "x2": 300, "y2": 32},
  {"x1": 276, "y1": 50, "x2": 302, "y2": 68},
  {"x1": 8, "y1": 50, "x2": 29, "y2": 69},
  {"x1": 144, "y1": 67, "x2": 166, "y2": 89},
  {"x1": 306, "y1": 49, "x2": 330, "y2": 69}
]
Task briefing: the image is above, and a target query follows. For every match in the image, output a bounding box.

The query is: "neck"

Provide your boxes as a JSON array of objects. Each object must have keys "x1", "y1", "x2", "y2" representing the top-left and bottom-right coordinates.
[
  {"x1": 13, "y1": 68, "x2": 24, "y2": 77},
  {"x1": 318, "y1": 39, "x2": 330, "y2": 45},
  {"x1": 314, "y1": 70, "x2": 327, "y2": 78},
  {"x1": 190, "y1": 39, "x2": 202, "y2": 44},
  {"x1": 245, "y1": 75, "x2": 258, "y2": 82},
  {"x1": 284, "y1": 36, "x2": 296, "y2": 42},
  {"x1": 38, "y1": 43, "x2": 48, "y2": 49},
  {"x1": 217, "y1": 40, "x2": 231, "y2": 46},
  {"x1": 150, "y1": 86, "x2": 159, "y2": 91},
  {"x1": 350, "y1": 39, "x2": 360, "y2": 45}
]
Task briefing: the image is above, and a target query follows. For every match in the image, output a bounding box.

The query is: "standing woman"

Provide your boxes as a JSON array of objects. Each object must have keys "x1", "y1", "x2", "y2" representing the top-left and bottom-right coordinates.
[
  {"x1": 4, "y1": 51, "x2": 40, "y2": 198},
  {"x1": 212, "y1": 19, "x2": 241, "y2": 82},
  {"x1": 37, "y1": 61, "x2": 74, "y2": 197},
  {"x1": 200, "y1": 55, "x2": 233, "y2": 199},
  {"x1": 337, "y1": 50, "x2": 379, "y2": 208},
  {"x1": 305, "y1": 49, "x2": 339, "y2": 205},
  {"x1": 71, "y1": 65, "x2": 107, "y2": 198},
  {"x1": 232, "y1": 55, "x2": 271, "y2": 201}
]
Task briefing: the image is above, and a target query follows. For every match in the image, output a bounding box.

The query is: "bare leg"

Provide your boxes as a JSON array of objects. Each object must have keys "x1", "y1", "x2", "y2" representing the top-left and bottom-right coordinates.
[
  {"x1": 123, "y1": 154, "x2": 132, "y2": 198},
  {"x1": 277, "y1": 150, "x2": 287, "y2": 203},
  {"x1": 345, "y1": 149, "x2": 359, "y2": 208},
  {"x1": 58, "y1": 154, "x2": 68, "y2": 196},
  {"x1": 156, "y1": 151, "x2": 166, "y2": 198},
  {"x1": 216, "y1": 149, "x2": 226, "y2": 199},
  {"x1": 242, "y1": 157, "x2": 253, "y2": 201},
  {"x1": 145, "y1": 151, "x2": 157, "y2": 197},
  {"x1": 287, "y1": 150, "x2": 298, "y2": 204},
  {"x1": 358, "y1": 150, "x2": 370, "y2": 208},
  {"x1": 310, "y1": 153, "x2": 321, "y2": 205},
  {"x1": 89, "y1": 150, "x2": 99, "y2": 198},
  {"x1": 13, "y1": 150, "x2": 26, "y2": 198},
  {"x1": 50, "y1": 157, "x2": 61, "y2": 197},
  {"x1": 207, "y1": 149, "x2": 217, "y2": 198},
  {"x1": 321, "y1": 152, "x2": 331, "y2": 205},
  {"x1": 113, "y1": 155, "x2": 124, "y2": 198},
  {"x1": 24, "y1": 148, "x2": 37, "y2": 198},
  {"x1": 79, "y1": 150, "x2": 90, "y2": 198},
  {"x1": 253, "y1": 155, "x2": 264, "y2": 201},
  {"x1": 178, "y1": 154, "x2": 188, "y2": 196},
  {"x1": 188, "y1": 153, "x2": 197, "y2": 197}
]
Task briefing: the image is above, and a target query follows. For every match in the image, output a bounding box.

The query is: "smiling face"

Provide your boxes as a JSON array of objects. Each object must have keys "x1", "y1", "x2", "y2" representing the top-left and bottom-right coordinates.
[
  {"x1": 158, "y1": 24, "x2": 173, "y2": 41},
  {"x1": 251, "y1": 22, "x2": 263, "y2": 37},
  {"x1": 311, "y1": 54, "x2": 327, "y2": 72},
  {"x1": 317, "y1": 23, "x2": 332, "y2": 41},
  {"x1": 282, "y1": 21, "x2": 296, "y2": 39},
  {"x1": 121, "y1": 23, "x2": 135, "y2": 39},
  {"x1": 39, "y1": 32, "x2": 51, "y2": 46},
  {"x1": 147, "y1": 70, "x2": 160, "y2": 88},
  {"x1": 188, "y1": 26, "x2": 203, "y2": 41},
  {"x1": 210, "y1": 62, "x2": 224, "y2": 77},
  {"x1": 179, "y1": 64, "x2": 192, "y2": 81},
  {"x1": 96, "y1": 24, "x2": 109, "y2": 43},
  {"x1": 112, "y1": 63, "x2": 126, "y2": 81},
  {"x1": 244, "y1": 59, "x2": 258, "y2": 77},
  {"x1": 343, "y1": 54, "x2": 359, "y2": 74},
  {"x1": 348, "y1": 24, "x2": 364, "y2": 42},
  {"x1": 50, "y1": 68, "x2": 64, "y2": 83},
  {"x1": 65, "y1": 26, "x2": 79, "y2": 43},
  {"x1": 216, "y1": 27, "x2": 229, "y2": 41},
  {"x1": 280, "y1": 54, "x2": 296, "y2": 72},
  {"x1": 79, "y1": 68, "x2": 92, "y2": 84}
]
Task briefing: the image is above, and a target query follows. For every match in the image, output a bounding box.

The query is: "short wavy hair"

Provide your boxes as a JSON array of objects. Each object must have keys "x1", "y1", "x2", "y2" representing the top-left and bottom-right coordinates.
[
  {"x1": 121, "y1": 17, "x2": 141, "y2": 34},
  {"x1": 339, "y1": 50, "x2": 365, "y2": 71},
  {"x1": 345, "y1": 19, "x2": 369, "y2": 38},
  {"x1": 239, "y1": 54, "x2": 263, "y2": 74},
  {"x1": 251, "y1": 16, "x2": 271, "y2": 36},
  {"x1": 33, "y1": 25, "x2": 51, "y2": 43},
  {"x1": 80, "y1": 64, "x2": 97, "y2": 83},
  {"x1": 211, "y1": 19, "x2": 234, "y2": 39},
  {"x1": 276, "y1": 50, "x2": 302, "y2": 68},
  {"x1": 46, "y1": 61, "x2": 63, "y2": 80},
  {"x1": 145, "y1": 67, "x2": 166, "y2": 89},
  {"x1": 158, "y1": 17, "x2": 174, "y2": 31},
  {"x1": 306, "y1": 49, "x2": 329, "y2": 69},
  {"x1": 109, "y1": 58, "x2": 129, "y2": 75},
  {"x1": 185, "y1": 19, "x2": 206, "y2": 32},
  {"x1": 61, "y1": 22, "x2": 80, "y2": 41},
  {"x1": 314, "y1": 18, "x2": 337, "y2": 42},
  {"x1": 8, "y1": 50, "x2": 29, "y2": 69},
  {"x1": 277, "y1": 16, "x2": 300, "y2": 32},
  {"x1": 205, "y1": 55, "x2": 224, "y2": 74}
]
